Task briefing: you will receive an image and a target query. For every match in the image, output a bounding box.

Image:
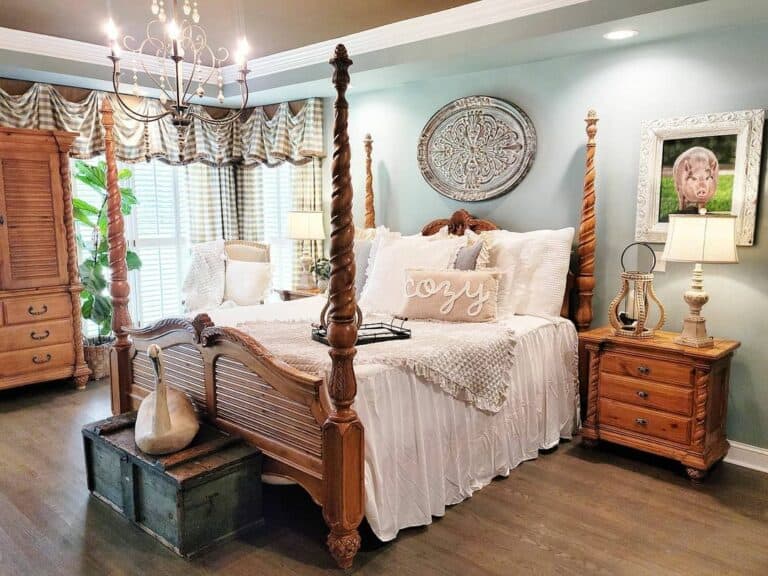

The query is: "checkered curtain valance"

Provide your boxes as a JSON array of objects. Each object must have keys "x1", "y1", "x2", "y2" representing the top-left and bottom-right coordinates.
[{"x1": 0, "y1": 83, "x2": 324, "y2": 166}]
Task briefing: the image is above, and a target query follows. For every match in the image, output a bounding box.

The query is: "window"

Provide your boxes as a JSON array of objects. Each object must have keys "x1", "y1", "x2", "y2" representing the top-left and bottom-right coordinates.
[
  {"x1": 71, "y1": 158, "x2": 304, "y2": 330},
  {"x1": 71, "y1": 157, "x2": 190, "y2": 332}
]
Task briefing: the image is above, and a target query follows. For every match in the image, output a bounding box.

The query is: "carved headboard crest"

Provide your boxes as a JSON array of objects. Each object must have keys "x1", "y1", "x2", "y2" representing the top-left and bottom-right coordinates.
[{"x1": 421, "y1": 209, "x2": 499, "y2": 236}]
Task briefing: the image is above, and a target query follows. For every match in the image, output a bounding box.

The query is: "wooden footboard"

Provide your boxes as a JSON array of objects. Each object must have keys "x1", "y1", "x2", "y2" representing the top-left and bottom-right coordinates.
[{"x1": 123, "y1": 316, "x2": 330, "y2": 505}]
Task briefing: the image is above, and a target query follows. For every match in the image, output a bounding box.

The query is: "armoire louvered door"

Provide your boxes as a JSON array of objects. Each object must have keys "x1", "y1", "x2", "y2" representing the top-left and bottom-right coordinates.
[
  {"x1": 0, "y1": 127, "x2": 90, "y2": 391},
  {"x1": 0, "y1": 150, "x2": 69, "y2": 290}
]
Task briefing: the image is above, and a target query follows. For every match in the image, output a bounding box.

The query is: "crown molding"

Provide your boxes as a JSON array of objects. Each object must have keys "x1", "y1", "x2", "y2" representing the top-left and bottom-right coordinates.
[
  {"x1": 0, "y1": 0, "x2": 589, "y2": 86},
  {"x1": 0, "y1": 26, "x2": 218, "y2": 84},
  {"x1": 222, "y1": 0, "x2": 589, "y2": 82}
]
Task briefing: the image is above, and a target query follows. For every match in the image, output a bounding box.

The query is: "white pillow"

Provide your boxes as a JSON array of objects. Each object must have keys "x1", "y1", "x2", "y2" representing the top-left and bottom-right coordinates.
[
  {"x1": 359, "y1": 235, "x2": 466, "y2": 315},
  {"x1": 224, "y1": 260, "x2": 272, "y2": 306},
  {"x1": 483, "y1": 228, "x2": 574, "y2": 318}
]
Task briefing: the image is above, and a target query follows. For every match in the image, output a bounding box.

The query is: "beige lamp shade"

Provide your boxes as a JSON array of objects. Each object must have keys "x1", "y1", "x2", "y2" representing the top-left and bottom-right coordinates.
[
  {"x1": 287, "y1": 211, "x2": 325, "y2": 240},
  {"x1": 662, "y1": 214, "x2": 739, "y2": 264}
]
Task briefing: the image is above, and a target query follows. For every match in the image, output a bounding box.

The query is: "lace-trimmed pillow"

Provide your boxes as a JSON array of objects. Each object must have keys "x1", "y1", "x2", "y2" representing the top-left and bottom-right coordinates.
[{"x1": 399, "y1": 269, "x2": 501, "y2": 323}]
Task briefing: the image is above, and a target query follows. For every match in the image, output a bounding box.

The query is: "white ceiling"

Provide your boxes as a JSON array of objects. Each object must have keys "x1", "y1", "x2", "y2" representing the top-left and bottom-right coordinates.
[{"x1": 0, "y1": 0, "x2": 766, "y2": 106}]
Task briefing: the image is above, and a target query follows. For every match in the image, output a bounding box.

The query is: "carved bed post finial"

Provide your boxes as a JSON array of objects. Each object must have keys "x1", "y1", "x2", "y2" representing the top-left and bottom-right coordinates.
[
  {"x1": 323, "y1": 44, "x2": 365, "y2": 570},
  {"x1": 363, "y1": 133, "x2": 375, "y2": 228},
  {"x1": 101, "y1": 98, "x2": 133, "y2": 414},
  {"x1": 575, "y1": 110, "x2": 599, "y2": 332}
]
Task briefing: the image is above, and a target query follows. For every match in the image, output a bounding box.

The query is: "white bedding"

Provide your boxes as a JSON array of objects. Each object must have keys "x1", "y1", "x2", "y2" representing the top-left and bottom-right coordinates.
[{"x1": 209, "y1": 297, "x2": 579, "y2": 541}]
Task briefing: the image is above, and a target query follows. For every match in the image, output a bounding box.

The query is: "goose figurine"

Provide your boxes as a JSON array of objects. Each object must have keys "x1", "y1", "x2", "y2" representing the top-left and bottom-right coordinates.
[{"x1": 135, "y1": 344, "x2": 200, "y2": 455}]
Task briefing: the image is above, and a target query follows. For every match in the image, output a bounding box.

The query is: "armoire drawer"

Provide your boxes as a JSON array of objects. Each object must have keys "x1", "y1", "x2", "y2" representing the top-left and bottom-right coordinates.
[
  {"x1": 599, "y1": 398, "x2": 691, "y2": 445},
  {"x1": 0, "y1": 343, "x2": 75, "y2": 377},
  {"x1": 600, "y1": 352, "x2": 693, "y2": 387},
  {"x1": 0, "y1": 318, "x2": 73, "y2": 352},
  {"x1": 600, "y1": 373, "x2": 693, "y2": 416},
  {"x1": 4, "y1": 294, "x2": 71, "y2": 325}
]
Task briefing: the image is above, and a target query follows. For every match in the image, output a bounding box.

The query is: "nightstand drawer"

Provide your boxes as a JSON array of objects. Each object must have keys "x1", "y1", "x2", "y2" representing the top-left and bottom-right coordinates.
[
  {"x1": 601, "y1": 353, "x2": 692, "y2": 387},
  {"x1": 601, "y1": 373, "x2": 693, "y2": 416},
  {"x1": 599, "y1": 399, "x2": 691, "y2": 445}
]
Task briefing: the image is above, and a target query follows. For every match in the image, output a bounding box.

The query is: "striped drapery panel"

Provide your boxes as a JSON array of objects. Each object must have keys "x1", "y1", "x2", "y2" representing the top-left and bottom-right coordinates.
[{"x1": 0, "y1": 83, "x2": 324, "y2": 166}]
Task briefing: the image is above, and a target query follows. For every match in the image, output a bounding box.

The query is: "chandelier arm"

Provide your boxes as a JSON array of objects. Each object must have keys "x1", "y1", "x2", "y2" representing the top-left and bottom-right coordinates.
[
  {"x1": 112, "y1": 73, "x2": 171, "y2": 123},
  {"x1": 135, "y1": 55, "x2": 176, "y2": 103},
  {"x1": 182, "y1": 53, "x2": 199, "y2": 103},
  {"x1": 188, "y1": 108, "x2": 245, "y2": 125}
]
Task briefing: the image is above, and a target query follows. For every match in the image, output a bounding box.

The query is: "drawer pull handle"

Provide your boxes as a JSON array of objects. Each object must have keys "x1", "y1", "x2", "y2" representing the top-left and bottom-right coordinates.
[
  {"x1": 28, "y1": 304, "x2": 49, "y2": 316},
  {"x1": 636, "y1": 390, "x2": 649, "y2": 399},
  {"x1": 635, "y1": 418, "x2": 648, "y2": 426},
  {"x1": 637, "y1": 365, "x2": 651, "y2": 376},
  {"x1": 31, "y1": 330, "x2": 50, "y2": 341},
  {"x1": 32, "y1": 354, "x2": 52, "y2": 365}
]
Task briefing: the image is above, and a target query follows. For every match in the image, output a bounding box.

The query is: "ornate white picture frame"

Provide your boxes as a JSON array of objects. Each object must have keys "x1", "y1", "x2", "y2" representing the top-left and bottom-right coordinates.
[{"x1": 635, "y1": 109, "x2": 764, "y2": 246}]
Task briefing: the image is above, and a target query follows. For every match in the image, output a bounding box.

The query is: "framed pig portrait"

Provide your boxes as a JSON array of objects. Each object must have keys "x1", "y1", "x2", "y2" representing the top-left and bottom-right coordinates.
[{"x1": 635, "y1": 109, "x2": 764, "y2": 246}]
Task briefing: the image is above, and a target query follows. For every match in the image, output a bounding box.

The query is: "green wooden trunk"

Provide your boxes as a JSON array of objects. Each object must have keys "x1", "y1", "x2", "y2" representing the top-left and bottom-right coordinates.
[{"x1": 83, "y1": 413, "x2": 263, "y2": 557}]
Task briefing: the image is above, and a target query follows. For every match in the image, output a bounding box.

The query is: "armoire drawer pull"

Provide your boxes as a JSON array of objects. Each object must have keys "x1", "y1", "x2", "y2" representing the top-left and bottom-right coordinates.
[
  {"x1": 31, "y1": 330, "x2": 50, "y2": 341},
  {"x1": 637, "y1": 365, "x2": 650, "y2": 375},
  {"x1": 635, "y1": 418, "x2": 648, "y2": 426},
  {"x1": 636, "y1": 390, "x2": 649, "y2": 399},
  {"x1": 32, "y1": 354, "x2": 52, "y2": 364},
  {"x1": 28, "y1": 304, "x2": 49, "y2": 316}
]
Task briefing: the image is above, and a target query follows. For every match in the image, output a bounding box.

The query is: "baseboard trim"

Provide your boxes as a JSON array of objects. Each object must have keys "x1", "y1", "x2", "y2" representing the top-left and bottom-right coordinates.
[{"x1": 725, "y1": 441, "x2": 768, "y2": 474}]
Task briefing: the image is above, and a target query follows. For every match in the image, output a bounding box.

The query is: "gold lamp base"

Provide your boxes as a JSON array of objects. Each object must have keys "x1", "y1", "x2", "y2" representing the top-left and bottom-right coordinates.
[{"x1": 676, "y1": 263, "x2": 714, "y2": 349}]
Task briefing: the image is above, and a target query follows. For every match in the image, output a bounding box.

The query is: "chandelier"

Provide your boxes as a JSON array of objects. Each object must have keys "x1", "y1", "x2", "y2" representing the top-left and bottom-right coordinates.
[{"x1": 105, "y1": 0, "x2": 250, "y2": 130}]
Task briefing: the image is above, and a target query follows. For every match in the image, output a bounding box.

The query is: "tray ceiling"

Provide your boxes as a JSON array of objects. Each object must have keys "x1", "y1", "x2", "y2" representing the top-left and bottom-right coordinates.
[{"x1": 0, "y1": 0, "x2": 473, "y2": 58}]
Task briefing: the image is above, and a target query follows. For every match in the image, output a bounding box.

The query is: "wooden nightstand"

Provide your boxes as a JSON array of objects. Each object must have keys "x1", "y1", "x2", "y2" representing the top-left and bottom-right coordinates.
[
  {"x1": 275, "y1": 288, "x2": 323, "y2": 301},
  {"x1": 580, "y1": 327, "x2": 739, "y2": 482}
]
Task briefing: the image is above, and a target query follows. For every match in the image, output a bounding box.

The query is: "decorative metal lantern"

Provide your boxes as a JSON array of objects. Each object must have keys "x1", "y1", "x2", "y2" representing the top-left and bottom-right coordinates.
[{"x1": 608, "y1": 242, "x2": 666, "y2": 339}]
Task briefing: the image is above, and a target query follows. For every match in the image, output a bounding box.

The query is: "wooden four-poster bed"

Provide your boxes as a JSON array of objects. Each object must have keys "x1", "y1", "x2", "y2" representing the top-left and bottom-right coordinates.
[{"x1": 100, "y1": 44, "x2": 599, "y2": 569}]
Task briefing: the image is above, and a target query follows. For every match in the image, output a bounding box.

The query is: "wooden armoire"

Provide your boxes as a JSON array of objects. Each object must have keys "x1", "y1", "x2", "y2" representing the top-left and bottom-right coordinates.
[{"x1": 0, "y1": 127, "x2": 90, "y2": 390}]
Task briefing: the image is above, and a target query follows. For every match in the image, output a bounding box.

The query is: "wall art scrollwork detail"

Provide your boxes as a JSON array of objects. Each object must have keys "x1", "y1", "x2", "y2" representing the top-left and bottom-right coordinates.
[{"x1": 418, "y1": 96, "x2": 536, "y2": 202}]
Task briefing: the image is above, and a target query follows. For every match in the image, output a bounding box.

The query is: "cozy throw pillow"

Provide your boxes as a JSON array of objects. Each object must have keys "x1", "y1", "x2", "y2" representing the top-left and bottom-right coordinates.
[
  {"x1": 224, "y1": 260, "x2": 272, "y2": 305},
  {"x1": 359, "y1": 235, "x2": 466, "y2": 315},
  {"x1": 483, "y1": 227, "x2": 574, "y2": 317},
  {"x1": 399, "y1": 269, "x2": 500, "y2": 323}
]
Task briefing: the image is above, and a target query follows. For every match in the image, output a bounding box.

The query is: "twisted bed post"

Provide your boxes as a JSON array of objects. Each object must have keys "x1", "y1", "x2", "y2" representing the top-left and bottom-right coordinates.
[
  {"x1": 575, "y1": 110, "x2": 598, "y2": 332},
  {"x1": 101, "y1": 99, "x2": 133, "y2": 414},
  {"x1": 363, "y1": 133, "x2": 375, "y2": 228},
  {"x1": 323, "y1": 44, "x2": 365, "y2": 570}
]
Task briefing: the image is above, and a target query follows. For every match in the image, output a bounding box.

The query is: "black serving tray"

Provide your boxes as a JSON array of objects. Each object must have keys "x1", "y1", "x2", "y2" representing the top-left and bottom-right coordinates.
[{"x1": 312, "y1": 317, "x2": 411, "y2": 346}]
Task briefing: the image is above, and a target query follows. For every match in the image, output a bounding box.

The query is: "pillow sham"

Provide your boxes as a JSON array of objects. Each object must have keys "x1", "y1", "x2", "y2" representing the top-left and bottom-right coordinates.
[
  {"x1": 483, "y1": 227, "x2": 574, "y2": 317},
  {"x1": 400, "y1": 269, "x2": 500, "y2": 323},
  {"x1": 359, "y1": 235, "x2": 466, "y2": 315},
  {"x1": 353, "y1": 239, "x2": 373, "y2": 297},
  {"x1": 224, "y1": 260, "x2": 272, "y2": 306}
]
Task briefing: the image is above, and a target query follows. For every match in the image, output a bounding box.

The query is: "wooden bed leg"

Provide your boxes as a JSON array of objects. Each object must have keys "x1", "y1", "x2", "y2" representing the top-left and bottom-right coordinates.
[
  {"x1": 323, "y1": 44, "x2": 365, "y2": 570},
  {"x1": 101, "y1": 99, "x2": 133, "y2": 414}
]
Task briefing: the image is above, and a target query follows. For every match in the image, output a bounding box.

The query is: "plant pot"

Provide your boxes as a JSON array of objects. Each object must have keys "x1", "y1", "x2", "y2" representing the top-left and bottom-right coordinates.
[{"x1": 84, "y1": 339, "x2": 114, "y2": 380}]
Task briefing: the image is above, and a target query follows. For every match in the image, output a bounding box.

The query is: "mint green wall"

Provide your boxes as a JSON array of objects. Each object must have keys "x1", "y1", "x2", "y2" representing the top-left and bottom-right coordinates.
[{"x1": 333, "y1": 23, "x2": 768, "y2": 448}]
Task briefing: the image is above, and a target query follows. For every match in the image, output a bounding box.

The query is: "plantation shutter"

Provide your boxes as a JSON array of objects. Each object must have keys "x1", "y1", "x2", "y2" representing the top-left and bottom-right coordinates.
[
  {"x1": 129, "y1": 161, "x2": 190, "y2": 325},
  {"x1": 261, "y1": 163, "x2": 295, "y2": 289}
]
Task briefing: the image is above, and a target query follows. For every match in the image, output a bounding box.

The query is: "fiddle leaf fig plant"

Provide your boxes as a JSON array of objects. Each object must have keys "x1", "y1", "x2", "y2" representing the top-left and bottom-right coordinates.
[{"x1": 72, "y1": 160, "x2": 142, "y2": 342}]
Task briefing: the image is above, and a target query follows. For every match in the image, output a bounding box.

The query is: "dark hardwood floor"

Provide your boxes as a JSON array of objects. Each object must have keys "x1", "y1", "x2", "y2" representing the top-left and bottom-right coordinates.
[{"x1": 1, "y1": 378, "x2": 767, "y2": 576}]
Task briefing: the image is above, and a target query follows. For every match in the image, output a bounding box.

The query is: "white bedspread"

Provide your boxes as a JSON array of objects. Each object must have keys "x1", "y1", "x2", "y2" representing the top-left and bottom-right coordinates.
[{"x1": 209, "y1": 298, "x2": 579, "y2": 541}]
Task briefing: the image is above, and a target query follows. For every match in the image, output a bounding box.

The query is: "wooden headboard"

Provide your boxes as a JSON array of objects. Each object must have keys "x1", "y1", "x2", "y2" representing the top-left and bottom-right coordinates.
[{"x1": 362, "y1": 112, "x2": 598, "y2": 332}]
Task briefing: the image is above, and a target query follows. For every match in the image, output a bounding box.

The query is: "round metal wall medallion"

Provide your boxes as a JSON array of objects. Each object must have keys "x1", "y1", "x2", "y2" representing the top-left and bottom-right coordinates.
[{"x1": 417, "y1": 96, "x2": 537, "y2": 202}]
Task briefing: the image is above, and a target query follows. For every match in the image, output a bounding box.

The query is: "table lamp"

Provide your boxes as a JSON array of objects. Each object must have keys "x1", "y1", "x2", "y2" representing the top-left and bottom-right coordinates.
[
  {"x1": 287, "y1": 211, "x2": 325, "y2": 290},
  {"x1": 661, "y1": 213, "x2": 738, "y2": 348}
]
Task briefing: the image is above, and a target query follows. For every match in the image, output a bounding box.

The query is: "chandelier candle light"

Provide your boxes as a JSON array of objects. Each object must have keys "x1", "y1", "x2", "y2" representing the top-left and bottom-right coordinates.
[
  {"x1": 105, "y1": 0, "x2": 250, "y2": 139},
  {"x1": 662, "y1": 213, "x2": 739, "y2": 348}
]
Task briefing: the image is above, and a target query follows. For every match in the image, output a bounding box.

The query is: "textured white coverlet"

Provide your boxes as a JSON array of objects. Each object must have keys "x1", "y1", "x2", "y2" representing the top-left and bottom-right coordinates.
[{"x1": 209, "y1": 298, "x2": 579, "y2": 541}]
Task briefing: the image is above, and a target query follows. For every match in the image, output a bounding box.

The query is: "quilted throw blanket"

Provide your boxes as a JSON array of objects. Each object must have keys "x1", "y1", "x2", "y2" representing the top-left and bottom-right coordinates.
[
  {"x1": 238, "y1": 316, "x2": 522, "y2": 412},
  {"x1": 182, "y1": 239, "x2": 226, "y2": 313}
]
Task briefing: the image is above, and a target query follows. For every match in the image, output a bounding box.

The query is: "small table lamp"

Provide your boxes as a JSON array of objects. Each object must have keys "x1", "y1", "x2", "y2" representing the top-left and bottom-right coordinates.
[
  {"x1": 287, "y1": 211, "x2": 325, "y2": 290},
  {"x1": 662, "y1": 213, "x2": 738, "y2": 348}
]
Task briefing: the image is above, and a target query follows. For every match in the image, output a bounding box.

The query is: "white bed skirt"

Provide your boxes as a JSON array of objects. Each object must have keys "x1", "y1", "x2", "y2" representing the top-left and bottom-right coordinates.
[{"x1": 354, "y1": 317, "x2": 578, "y2": 541}]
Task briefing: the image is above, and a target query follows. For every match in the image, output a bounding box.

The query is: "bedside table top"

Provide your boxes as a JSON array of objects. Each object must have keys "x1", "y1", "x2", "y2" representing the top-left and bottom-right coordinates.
[{"x1": 580, "y1": 327, "x2": 740, "y2": 360}]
